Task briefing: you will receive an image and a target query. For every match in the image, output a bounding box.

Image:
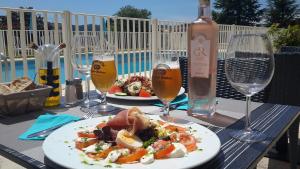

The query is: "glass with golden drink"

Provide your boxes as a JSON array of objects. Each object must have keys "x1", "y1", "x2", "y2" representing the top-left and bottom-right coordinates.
[
  {"x1": 91, "y1": 41, "x2": 118, "y2": 112},
  {"x1": 91, "y1": 59, "x2": 117, "y2": 92},
  {"x1": 152, "y1": 67, "x2": 182, "y2": 103},
  {"x1": 152, "y1": 51, "x2": 182, "y2": 119}
]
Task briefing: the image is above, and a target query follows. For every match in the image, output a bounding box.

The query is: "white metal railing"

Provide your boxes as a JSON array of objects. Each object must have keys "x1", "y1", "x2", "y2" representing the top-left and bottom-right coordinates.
[{"x1": 0, "y1": 7, "x2": 268, "y2": 83}]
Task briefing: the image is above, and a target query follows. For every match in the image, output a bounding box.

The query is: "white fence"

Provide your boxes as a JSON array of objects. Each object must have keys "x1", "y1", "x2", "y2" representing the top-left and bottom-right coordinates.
[{"x1": 0, "y1": 7, "x2": 268, "y2": 82}]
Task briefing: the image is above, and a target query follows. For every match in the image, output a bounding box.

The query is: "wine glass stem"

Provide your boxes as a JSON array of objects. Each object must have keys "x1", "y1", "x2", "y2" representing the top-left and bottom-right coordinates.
[
  {"x1": 85, "y1": 75, "x2": 91, "y2": 103},
  {"x1": 163, "y1": 102, "x2": 170, "y2": 116},
  {"x1": 102, "y1": 92, "x2": 107, "y2": 105},
  {"x1": 245, "y1": 96, "x2": 252, "y2": 132}
]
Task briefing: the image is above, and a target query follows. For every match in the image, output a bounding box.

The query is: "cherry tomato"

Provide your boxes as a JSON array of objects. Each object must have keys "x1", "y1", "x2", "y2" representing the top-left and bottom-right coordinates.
[
  {"x1": 139, "y1": 89, "x2": 152, "y2": 97},
  {"x1": 108, "y1": 85, "x2": 122, "y2": 94}
]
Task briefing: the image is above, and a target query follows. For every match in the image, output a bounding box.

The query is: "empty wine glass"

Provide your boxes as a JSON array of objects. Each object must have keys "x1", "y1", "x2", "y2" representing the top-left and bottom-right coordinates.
[
  {"x1": 225, "y1": 34, "x2": 275, "y2": 142},
  {"x1": 71, "y1": 35, "x2": 99, "y2": 109},
  {"x1": 152, "y1": 51, "x2": 182, "y2": 122}
]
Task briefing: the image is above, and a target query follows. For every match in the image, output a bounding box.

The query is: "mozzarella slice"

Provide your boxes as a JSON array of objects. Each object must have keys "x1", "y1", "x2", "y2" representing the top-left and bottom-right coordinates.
[
  {"x1": 104, "y1": 148, "x2": 130, "y2": 163},
  {"x1": 140, "y1": 154, "x2": 154, "y2": 164},
  {"x1": 169, "y1": 143, "x2": 187, "y2": 158}
]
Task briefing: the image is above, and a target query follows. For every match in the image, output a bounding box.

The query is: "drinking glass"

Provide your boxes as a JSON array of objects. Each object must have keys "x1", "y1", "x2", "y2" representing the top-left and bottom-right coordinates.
[
  {"x1": 71, "y1": 35, "x2": 99, "y2": 108},
  {"x1": 91, "y1": 41, "x2": 118, "y2": 112},
  {"x1": 152, "y1": 51, "x2": 182, "y2": 121},
  {"x1": 225, "y1": 34, "x2": 275, "y2": 142}
]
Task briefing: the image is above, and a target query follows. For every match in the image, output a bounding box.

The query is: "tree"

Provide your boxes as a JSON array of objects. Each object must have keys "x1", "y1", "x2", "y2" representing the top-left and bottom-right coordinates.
[
  {"x1": 265, "y1": 0, "x2": 300, "y2": 28},
  {"x1": 213, "y1": 0, "x2": 263, "y2": 26},
  {"x1": 114, "y1": 5, "x2": 151, "y2": 32},
  {"x1": 0, "y1": 7, "x2": 50, "y2": 30},
  {"x1": 114, "y1": 5, "x2": 151, "y2": 19}
]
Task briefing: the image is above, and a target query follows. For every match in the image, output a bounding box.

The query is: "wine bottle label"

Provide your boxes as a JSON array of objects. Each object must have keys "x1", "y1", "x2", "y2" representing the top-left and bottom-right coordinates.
[{"x1": 191, "y1": 34, "x2": 210, "y2": 78}]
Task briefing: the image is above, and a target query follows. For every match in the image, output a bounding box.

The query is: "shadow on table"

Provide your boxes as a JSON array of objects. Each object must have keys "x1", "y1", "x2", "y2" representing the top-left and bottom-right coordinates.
[
  {"x1": 44, "y1": 156, "x2": 67, "y2": 169},
  {"x1": 0, "y1": 104, "x2": 71, "y2": 125},
  {"x1": 107, "y1": 97, "x2": 155, "y2": 106},
  {"x1": 193, "y1": 150, "x2": 225, "y2": 169},
  {"x1": 44, "y1": 150, "x2": 226, "y2": 169},
  {"x1": 0, "y1": 110, "x2": 56, "y2": 125}
]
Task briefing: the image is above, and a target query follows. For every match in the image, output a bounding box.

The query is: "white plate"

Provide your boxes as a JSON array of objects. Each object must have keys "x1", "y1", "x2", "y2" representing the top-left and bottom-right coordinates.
[
  {"x1": 103, "y1": 87, "x2": 185, "y2": 101},
  {"x1": 43, "y1": 115, "x2": 221, "y2": 169}
]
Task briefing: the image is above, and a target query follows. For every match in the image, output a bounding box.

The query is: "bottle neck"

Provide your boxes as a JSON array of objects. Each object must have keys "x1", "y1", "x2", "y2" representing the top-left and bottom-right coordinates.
[{"x1": 198, "y1": 0, "x2": 211, "y2": 19}]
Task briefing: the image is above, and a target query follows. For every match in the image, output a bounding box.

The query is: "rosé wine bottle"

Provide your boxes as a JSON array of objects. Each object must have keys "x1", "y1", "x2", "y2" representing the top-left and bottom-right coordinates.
[{"x1": 187, "y1": 0, "x2": 219, "y2": 117}]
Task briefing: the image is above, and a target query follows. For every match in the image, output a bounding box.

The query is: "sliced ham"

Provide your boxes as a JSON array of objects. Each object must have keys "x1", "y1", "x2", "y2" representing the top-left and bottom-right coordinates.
[{"x1": 106, "y1": 107, "x2": 150, "y2": 135}]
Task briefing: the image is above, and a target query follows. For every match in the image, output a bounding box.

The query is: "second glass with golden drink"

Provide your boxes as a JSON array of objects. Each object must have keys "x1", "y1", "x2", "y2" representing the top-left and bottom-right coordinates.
[{"x1": 91, "y1": 42, "x2": 118, "y2": 112}]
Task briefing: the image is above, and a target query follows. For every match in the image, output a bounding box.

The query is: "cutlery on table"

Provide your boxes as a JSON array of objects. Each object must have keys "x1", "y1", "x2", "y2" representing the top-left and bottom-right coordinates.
[{"x1": 27, "y1": 109, "x2": 95, "y2": 138}]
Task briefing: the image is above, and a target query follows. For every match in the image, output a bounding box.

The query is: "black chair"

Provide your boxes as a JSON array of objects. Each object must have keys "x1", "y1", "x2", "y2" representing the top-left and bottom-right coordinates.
[
  {"x1": 266, "y1": 52, "x2": 300, "y2": 160},
  {"x1": 280, "y1": 46, "x2": 300, "y2": 53},
  {"x1": 179, "y1": 57, "x2": 269, "y2": 103}
]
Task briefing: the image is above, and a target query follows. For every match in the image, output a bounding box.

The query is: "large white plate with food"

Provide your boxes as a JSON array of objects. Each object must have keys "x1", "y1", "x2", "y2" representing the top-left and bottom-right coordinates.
[
  {"x1": 105, "y1": 87, "x2": 185, "y2": 101},
  {"x1": 43, "y1": 108, "x2": 221, "y2": 169}
]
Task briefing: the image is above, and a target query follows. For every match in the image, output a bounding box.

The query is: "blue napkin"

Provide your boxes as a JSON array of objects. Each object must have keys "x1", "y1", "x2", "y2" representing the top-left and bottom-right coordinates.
[
  {"x1": 153, "y1": 94, "x2": 188, "y2": 110},
  {"x1": 19, "y1": 114, "x2": 80, "y2": 140}
]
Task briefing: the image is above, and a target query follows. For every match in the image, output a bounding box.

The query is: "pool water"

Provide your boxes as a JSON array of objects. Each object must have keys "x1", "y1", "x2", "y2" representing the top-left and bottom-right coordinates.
[{"x1": 1, "y1": 52, "x2": 152, "y2": 82}]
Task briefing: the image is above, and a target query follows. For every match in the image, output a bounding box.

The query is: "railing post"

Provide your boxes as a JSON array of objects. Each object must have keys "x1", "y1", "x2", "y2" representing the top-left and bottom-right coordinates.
[
  {"x1": 62, "y1": 10, "x2": 73, "y2": 81},
  {"x1": 6, "y1": 9, "x2": 16, "y2": 80},
  {"x1": 231, "y1": 24, "x2": 236, "y2": 37},
  {"x1": 151, "y1": 19, "x2": 158, "y2": 71}
]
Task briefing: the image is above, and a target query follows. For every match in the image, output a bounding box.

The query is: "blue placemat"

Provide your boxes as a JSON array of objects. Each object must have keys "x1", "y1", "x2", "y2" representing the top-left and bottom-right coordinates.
[
  {"x1": 19, "y1": 114, "x2": 80, "y2": 140},
  {"x1": 153, "y1": 94, "x2": 188, "y2": 110}
]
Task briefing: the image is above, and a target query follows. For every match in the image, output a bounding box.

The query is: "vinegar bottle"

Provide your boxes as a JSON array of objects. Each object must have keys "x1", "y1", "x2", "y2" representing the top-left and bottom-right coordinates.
[{"x1": 187, "y1": 0, "x2": 219, "y2": 117}]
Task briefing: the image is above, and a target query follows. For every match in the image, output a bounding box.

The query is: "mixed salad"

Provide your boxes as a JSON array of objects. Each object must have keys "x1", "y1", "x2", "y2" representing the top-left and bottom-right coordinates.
[
  {"x1": 108, "y1": 76, "x2": 154, "y2": 97},
  {"x1": 75, "y1": 107, "x2": 200, "y2": 165}
]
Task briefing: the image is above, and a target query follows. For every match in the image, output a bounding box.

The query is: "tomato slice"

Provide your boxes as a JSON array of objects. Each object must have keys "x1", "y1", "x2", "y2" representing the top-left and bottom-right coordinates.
[
  {"x1": 157, "y1": 120, "x2": 166, "y2": 126},
  {"x1": 139, "y1": 89, "x2": 152, "y2": 97},
  {"x1": 86, "y1": 147, "x2": 117, "y2": 160},
  {"x1": 154, "y1": 143, "x2": 175, "y2": 159},
  {"x1": 108, "y1": 85, "x2": 122, "y2": 94},
  {"x1": 116, "y1": 148, "x2": 148, "y2": 164},
  {"x1": 77, "y1": 132, "x2": 96, "y2": 138},
  {"x1": 164, "y1": 124, "x2": 186, "y2": 133},
  {"x1": 178, "y1": 133, "x2": 197, "y2": 152},
  {"x1": 75, "y1": 139, "x2": 97, "y2": 150},
  {"x1": 96, "y1": 122, "x2": 107, "y2": 129},
  {"x1": 94, "y1": 147, "x2": 115, "y2": 159},
  {"x1": 152, "y1": 140, "x2": 170, "y2": 151}
]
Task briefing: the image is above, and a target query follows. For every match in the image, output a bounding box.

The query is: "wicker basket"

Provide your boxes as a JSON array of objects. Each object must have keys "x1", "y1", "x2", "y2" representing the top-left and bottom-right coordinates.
[{"x1": 0, "y1": 85, "x2": 52, "y2": 115}]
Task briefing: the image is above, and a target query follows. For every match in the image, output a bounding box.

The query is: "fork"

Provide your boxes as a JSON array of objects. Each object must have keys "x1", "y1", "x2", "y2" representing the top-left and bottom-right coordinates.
[{"x1": 26, "y1": 110, "x2": 95, "y2": 138}]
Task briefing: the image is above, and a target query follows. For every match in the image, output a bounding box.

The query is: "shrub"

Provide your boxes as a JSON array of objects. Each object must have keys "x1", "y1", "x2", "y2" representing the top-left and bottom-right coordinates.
[{"x1": 268, "y1": 24, "x2": 300, "y2": 51}]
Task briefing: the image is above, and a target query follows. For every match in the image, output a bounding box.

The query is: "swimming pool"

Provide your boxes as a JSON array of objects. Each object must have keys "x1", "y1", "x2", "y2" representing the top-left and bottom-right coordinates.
[{"x1": 1, "y1": 52, "x2": 152, "y2": 82}]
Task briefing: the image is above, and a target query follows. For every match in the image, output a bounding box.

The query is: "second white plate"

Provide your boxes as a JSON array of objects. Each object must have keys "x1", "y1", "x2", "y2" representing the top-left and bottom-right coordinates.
[{"x1": 100, "y1": 87, "x2": 185, "y2": 101}]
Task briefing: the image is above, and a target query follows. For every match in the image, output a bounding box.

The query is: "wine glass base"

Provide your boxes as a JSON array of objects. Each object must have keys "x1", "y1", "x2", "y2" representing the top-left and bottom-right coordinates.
[
  {"x1": 230, "y1": 129, "x2": 267, "y2": 143},
  {"x1": 96, "y1": 104, "x2": 119, "y2": 113},
  {"x1": 80, "y1": 100, "x2": 100, "y2": 108}
]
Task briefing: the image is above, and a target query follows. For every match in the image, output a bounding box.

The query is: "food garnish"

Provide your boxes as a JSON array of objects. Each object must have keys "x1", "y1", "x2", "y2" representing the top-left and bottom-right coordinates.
[{"x1": 109, "y1": 76, "x2": 153, "y2": 97}]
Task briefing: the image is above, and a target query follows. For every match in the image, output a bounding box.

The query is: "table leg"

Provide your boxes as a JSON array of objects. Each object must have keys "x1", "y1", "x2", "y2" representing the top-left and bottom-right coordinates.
[{"x1": 288, "y1": 116, "x2": 300, "y2": 169}]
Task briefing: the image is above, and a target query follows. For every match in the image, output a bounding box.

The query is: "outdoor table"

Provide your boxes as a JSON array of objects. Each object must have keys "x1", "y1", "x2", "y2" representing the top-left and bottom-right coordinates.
[{"x1": 0, "y1": 96, "x2": 299, "y2": 169}]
